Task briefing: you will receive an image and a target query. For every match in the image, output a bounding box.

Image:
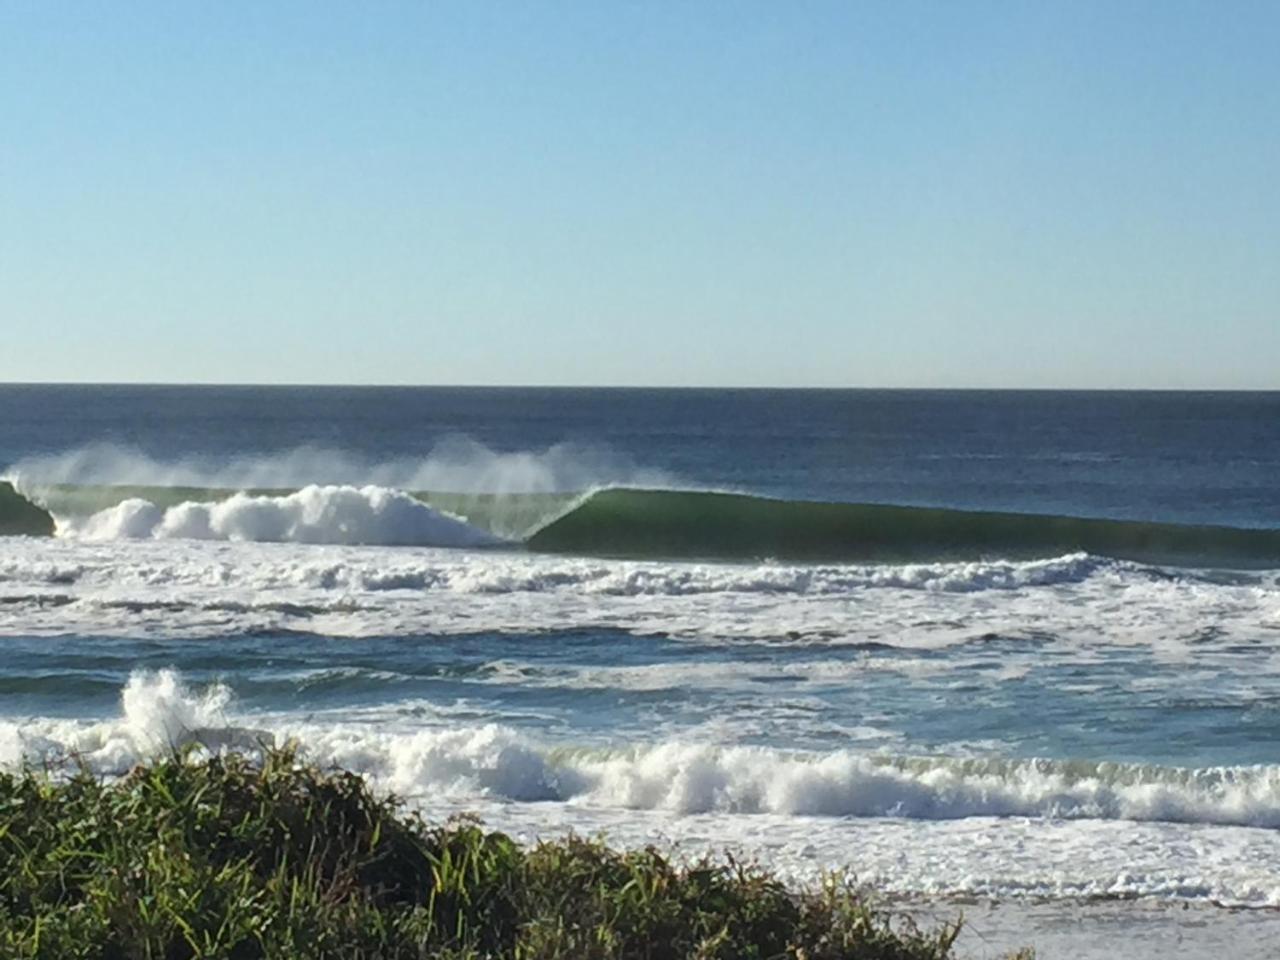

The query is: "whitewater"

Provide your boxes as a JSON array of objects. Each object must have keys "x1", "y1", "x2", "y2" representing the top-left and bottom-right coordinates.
[
  {"x1": 3, "y1": 530, "x2": 1279, "y2": 909},
  {"x1": 3, "y1": 386, "x2": 1280, "y2": 958}
]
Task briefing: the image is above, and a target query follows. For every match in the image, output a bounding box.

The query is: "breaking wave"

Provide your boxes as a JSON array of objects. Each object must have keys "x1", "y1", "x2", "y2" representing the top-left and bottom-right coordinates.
[
  {"x1": 0, "y1": 481, "x2": 54, "y2": 536},
  {"x1": 4, "y1": 445, "x2": 1280, "y2": 565},
  {"x1": 54, "y1": 485, "x2": 500, "y2": 548},
  {"x1": 7, "y1": 669, "x2": 1280, "y2": 830}
]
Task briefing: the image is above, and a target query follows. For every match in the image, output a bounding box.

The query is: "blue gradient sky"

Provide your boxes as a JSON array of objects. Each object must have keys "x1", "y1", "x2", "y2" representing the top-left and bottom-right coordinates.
[{"x1": 2, "y1": 2, "x2": 1277, "y2": 387}]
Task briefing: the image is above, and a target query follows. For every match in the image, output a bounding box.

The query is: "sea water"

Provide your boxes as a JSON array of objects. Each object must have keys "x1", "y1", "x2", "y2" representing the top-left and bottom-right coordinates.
[{"x1": 1, "y1": 385, "x2": 1278, "y2": 957}]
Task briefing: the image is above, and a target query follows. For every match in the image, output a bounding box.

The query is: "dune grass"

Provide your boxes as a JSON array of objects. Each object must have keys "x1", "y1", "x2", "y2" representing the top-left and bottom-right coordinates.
[{"x1": 0, "y1": 748, "x2": 1027, "y2": 959}]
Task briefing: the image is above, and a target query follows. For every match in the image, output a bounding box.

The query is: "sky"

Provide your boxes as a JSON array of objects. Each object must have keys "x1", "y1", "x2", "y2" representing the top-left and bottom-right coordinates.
[{"x1": 1, "y1": 2, "x2": 1277, "y2": 388}]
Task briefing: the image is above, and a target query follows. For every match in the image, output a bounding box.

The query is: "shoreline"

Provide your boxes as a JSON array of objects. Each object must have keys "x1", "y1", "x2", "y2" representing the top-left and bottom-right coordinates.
[{"x1": 906, "y1": 897, "x2": 1280, "y2": 960}]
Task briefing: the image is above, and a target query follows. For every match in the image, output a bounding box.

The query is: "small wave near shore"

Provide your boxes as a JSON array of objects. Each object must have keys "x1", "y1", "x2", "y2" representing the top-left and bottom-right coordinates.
[{"x1": 7, "y1": 669, "x2": 1280, "y2": 831}]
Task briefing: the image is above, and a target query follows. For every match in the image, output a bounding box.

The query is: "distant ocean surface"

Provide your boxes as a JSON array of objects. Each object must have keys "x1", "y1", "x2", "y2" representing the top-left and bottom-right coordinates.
[{"x1": 2, "y1": 385, "x2": 1279, "y2": 957}]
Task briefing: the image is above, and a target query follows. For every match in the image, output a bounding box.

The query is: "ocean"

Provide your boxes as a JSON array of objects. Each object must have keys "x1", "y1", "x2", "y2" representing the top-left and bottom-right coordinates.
[{"x1": 2, "y1": 385, "x2": 1279, "y2": 957}]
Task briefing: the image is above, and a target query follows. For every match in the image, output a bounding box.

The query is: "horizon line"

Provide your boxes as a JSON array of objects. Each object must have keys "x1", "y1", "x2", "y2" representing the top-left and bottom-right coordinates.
[{"x1": 0, "y1": 381, "x2": 1277, "y2": 393}]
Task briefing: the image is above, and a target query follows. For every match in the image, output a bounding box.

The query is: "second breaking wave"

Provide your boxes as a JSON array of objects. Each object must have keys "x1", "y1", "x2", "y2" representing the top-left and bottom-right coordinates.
[{"x1": 7, "y1": 669, "x2": 1280, "y2": 830}]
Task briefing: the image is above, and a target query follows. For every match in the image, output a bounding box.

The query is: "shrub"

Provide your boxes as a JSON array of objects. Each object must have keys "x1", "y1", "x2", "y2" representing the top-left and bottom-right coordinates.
[{"x1": 0, "y1": 748, "x2": 1020, "y2": 959}]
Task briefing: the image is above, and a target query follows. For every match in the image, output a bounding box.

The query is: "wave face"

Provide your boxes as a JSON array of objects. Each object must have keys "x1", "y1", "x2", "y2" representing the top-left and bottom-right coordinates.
[
  {"x1": 529, "y1": 489, "x2": 1280, "y2": 567},
  {"x1": 5, "y1": 480, "x2": 1280, "y2": 566},
  {"x1": 0, "y1": 482, "x2": 55, "y2": 536}
]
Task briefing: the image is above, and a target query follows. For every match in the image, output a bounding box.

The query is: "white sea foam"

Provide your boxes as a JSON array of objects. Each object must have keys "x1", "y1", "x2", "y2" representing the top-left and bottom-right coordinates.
[
  {"x1": 0, "y1": 536, "x2": 1272, "y2": 660},
  {"x1": 57, "y1": 486, "x2": 499, "y2": 548},
  {"x1": 0, "y1": 541, "x2": 1111, "y2": 594}
]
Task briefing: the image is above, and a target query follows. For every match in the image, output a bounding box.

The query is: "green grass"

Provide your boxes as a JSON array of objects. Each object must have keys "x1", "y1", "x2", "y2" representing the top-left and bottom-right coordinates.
[{"x1": 0, "y1": 749, "x2": 1028, "y2": 959}]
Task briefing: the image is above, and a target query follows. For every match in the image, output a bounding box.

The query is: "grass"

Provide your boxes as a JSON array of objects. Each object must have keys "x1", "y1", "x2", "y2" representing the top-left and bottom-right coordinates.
[{"x1": 0, "y1": 748, "x2": 1029, "y2": 959}]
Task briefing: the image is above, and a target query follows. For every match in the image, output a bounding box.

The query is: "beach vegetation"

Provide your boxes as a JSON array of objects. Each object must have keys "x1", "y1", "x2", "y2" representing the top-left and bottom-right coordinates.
[{"x1": 0, "y1": 748, "x2": 1025, "y2": 959}]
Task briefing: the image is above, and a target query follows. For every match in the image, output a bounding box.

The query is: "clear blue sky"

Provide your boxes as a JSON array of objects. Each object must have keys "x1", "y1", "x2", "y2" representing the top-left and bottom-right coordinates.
[{"x1": 2, "y1": 2, "x2": 1277, "y2": 387}]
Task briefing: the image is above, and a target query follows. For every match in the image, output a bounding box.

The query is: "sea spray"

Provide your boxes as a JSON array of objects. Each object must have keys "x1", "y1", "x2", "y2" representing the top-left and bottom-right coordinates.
[
  {"x1": 5, "y1": 439, "x2": 672, "y2": 499},
  {"x1": 1, "y1": 669, "x2": 241, "y2": 773}
]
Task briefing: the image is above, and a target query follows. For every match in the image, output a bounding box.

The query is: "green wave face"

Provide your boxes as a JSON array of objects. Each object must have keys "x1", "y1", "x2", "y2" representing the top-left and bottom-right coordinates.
[
  {"x1": 527, "y1": 488, "x2": 1280, "y2": 567},
  {"x1": 6, "y1": 481, "x2": 1280, "y2": 567},
  {"x1": 0, "y1": 482, "x2": 55, "y2": 536}
]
